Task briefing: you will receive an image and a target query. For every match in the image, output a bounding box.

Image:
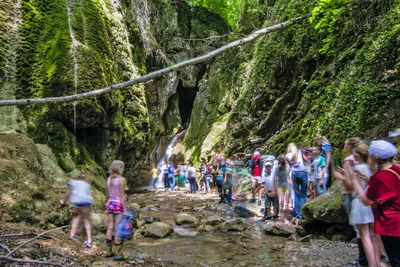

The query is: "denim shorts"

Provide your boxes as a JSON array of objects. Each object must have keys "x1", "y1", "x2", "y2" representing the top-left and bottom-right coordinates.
[
  {"x1": 152, "y1": 178, "x2": 158, "y2": 185},
  {"x1": 74, "y1": 202, "x2": 92, "y2": 208}
]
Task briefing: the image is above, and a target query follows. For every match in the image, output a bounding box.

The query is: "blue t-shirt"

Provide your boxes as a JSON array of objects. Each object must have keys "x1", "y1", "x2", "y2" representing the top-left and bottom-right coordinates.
[
  {"x1": 312, "y1": 156, "x2": 326, "y2": 179},
  {"x1": 167, "y1": 165, "x2": 174, "y2": 175},
  {"x1": 321, "y1": 142, "x2": 332, "y2": 159}
]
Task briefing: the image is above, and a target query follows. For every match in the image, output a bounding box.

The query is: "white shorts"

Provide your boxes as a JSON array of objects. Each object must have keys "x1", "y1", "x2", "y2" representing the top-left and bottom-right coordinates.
[
  {"x1": 308, "y1": 175, "x2": 315, "y2": 182},
  {"x1": 251, "y1": 176, "x2": 263, "y2": 184}
]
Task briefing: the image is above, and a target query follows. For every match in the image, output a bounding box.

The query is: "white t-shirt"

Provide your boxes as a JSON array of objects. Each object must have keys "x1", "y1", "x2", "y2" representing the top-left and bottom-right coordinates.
[
  {"x1": 187, "y1": 166, "x2": 197, "y2": 178},
  {"x1": 286, "y1": 151, "x2": 306, "y2": 172},
  {"x1": 69, "y1": 180, "x2": 93, "y2": 204},
  {"x1": 263, "y1": 171, "x2": 276, "y2": 191}
]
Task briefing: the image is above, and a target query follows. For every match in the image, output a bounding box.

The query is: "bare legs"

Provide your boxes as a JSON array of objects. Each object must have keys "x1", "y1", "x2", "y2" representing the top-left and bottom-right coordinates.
[
  {"x1": 278, "y1": 189, "x2": 290, "y2": 224},
  {"x1": 106, "y1": 213, "x2": 123, "y2": 243},
  {"x1": 70, "y1": 207, "x2": 92, "y2": 244},
  {"x1": 357, "y1": 223, "x2": 381, "y2": 267}
]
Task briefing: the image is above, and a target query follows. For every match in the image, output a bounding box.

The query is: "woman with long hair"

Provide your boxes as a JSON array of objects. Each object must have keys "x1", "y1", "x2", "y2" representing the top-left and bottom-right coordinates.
[
  {"x1": 285, "y1": 143, "x2": 308, "y2": 220},
  {"x1": 105, "y1": 160, "x2": 128, "y2": 261}
]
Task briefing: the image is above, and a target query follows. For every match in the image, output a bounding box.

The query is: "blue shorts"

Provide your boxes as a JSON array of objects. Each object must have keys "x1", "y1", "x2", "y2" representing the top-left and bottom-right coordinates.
[
  {"x1": 74, "y1": 202, "x2": 92, "y2": 208},
  {"x1": 152, "y1": 178, "x2": 158, "y2": 185}
]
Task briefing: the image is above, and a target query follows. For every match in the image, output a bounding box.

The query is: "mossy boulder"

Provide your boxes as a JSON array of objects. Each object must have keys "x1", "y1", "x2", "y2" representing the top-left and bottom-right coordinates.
[{"x1": 301, "y1": 182, "x2": 348, "y2": 224}]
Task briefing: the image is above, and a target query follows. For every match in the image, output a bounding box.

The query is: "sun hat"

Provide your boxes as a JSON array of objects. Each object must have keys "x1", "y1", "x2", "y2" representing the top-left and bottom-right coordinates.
[
  {"x1": 369, "y1": 140, "x2": 398, "y2": 159},
  {"x1": 388, "y1": 128, "x2": 400, "y2": 138}
]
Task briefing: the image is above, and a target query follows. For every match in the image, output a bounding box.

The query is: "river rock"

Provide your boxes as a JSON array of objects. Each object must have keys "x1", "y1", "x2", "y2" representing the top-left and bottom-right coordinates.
[
  {"x1": 206, "y1": 215, "x2": 222, "y2": 226},
  {"x1": 175, "y1": 213, "x2": 199, "y2": 225},
  {"x1": 234, "y1": 202, "x2": 263, "y2": 218},
  {"x1": 91, "y1": 213, "x2": 107, "y2": 233},
  {"x1": 141, "y1": 216, "x2": 154, "y2": 224},
  {"x1": 128, "y1": 203, "x2": 141, "y2": 212},
  {"x1": 204, "y1": 225, "x2": 214, "y2": 232},
  {"x1": 301, "y1": 182, "x2": 348, "y2": 224},
  {"x1": 217, "y1": 218, "x2": 245, "y2": 232},
  {"x1": 262, "y1": 221, "x2": 297, "y2": 237},
  {"x1": 136, "y1": 219, "x2": 146, "y2": 228},
  {"x1": 144, "y1": 222, "x2": 173, "y2": 238}
]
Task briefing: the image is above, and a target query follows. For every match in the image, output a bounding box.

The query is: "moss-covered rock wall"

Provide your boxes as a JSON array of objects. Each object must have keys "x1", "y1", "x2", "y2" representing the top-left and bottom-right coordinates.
[{"x1": 182, "y1": 0, "x2": 400, "y2": 162}]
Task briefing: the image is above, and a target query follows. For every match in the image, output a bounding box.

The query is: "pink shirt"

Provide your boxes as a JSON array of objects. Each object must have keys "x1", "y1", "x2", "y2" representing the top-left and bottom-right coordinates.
[
  {"x1": 107, "y1": 177, "x2": 123, "y2": 203},
  {"x1": 341, "y1": 155, "x2": 360, "y2": 194}
]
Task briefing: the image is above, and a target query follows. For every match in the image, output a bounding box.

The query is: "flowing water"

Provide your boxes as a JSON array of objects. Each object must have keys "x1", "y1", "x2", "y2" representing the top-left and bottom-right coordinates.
[
  {"x1": 154, "y1": 130, "x2": 186, "y2": 187},
  {"x1": 66, "y1": 0, "x2": 78, "y2": 138},
  {"x1": 128, "y1": 191, "x2": 288, "y2": 267}
]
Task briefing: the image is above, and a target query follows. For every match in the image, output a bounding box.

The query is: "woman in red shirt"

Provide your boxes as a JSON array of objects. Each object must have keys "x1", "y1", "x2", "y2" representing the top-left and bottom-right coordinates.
[{"x1": 346, "y1": 140, "x2": 400, "y2": 267}]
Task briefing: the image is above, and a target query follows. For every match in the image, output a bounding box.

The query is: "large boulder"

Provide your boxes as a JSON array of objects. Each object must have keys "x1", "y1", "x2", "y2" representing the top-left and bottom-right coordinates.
[
  {"x1": 301, "y1": 182, "x2": 348, "y2": 224},
  {"x1": 262, "y1": 222, "x2": 298, "y2": 237},
  {"x1": 144, "y1": 222, "x2": 173, "y2": 238},
  {"x1": 174, "y1": 213, "x2": 199, "y2": 225}
]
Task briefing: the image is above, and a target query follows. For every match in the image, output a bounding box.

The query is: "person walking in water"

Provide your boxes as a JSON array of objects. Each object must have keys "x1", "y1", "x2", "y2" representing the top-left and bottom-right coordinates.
[
  {"x1": 60, "y1": 174, "x2": 93, "y2": 248},
  {"x1": 151, "y1": 163, "x2": 159, "y2": 193},
  {"x1": 187, "y1": 162, "x2": 197, "y2": 193},
  {"x1": 105, "y1": 160, "x2": 129, "y2": 261}
]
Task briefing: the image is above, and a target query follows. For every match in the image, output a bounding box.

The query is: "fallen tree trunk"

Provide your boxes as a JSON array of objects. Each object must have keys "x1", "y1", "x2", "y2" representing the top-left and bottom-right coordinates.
[{"x1": 0, "y1": 17, "x2": 302, "y2": 107}]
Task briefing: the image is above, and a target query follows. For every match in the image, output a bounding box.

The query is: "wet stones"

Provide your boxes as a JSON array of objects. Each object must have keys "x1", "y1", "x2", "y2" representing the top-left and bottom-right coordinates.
[
  {"x1": 174, "y1": 213, "x2": 199, "y2": 225},
  {"x1": 205, "y1": 215, "x2": 222, "y2": 226},
  {"x1": 262, "y1": 221, "x2": 297, "y2": 237},
  {"x1": 234, "y1": 202, "x2": 263, "y2": 218},
  {"x1": 143, "y1": 222, "x2": 173, "y2": 238},
  {"x1": 217, "y1": 218, "x2": 245, "y2": 232}
]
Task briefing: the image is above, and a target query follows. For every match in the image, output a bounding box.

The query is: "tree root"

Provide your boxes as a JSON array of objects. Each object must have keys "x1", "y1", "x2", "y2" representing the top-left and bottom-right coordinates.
[{"x1": 0, "y1": 255, "x2": 64, "y2": 266}]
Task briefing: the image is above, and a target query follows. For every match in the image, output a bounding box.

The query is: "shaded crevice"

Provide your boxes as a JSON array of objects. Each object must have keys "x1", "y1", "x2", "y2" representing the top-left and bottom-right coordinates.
[{"x1": 177, "y1": 80, "x2": 198, "y2": 128}]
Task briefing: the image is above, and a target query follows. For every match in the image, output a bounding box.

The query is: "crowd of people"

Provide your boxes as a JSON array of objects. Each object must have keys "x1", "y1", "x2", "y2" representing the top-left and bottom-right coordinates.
[{"x1": 58, "y1": 129, "x2": 400, "y2": 265}]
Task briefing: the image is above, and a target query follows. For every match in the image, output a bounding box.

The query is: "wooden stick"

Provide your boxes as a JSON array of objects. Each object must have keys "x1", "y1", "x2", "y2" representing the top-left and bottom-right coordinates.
[
  {"x1": 0, "y1": 256, "x2": 64, "y2": 266},
  {"x1": 0, "y1": 17, "x2": 302, "y2": 107},
  {"x1": 6, "y1": 225, "x2": 68, "y2": 257},
  {"x1": 0, "y1": 243, "x2": 11, "y2": 253}
]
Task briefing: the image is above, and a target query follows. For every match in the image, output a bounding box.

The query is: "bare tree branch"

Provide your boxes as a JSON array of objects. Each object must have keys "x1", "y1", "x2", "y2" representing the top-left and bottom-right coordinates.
[
  {"x1": 6, "y1": 225, "x2": 68, "y2": 257},
  {"x1": 0, "y1": 256, "x2": 64, "y2": 266},
  {"x1": 0, "y1": 17, "x2": 302, "y2": 107},
  {"x1": 0, "y1": 243, "x2": 11, "y2": 254}
]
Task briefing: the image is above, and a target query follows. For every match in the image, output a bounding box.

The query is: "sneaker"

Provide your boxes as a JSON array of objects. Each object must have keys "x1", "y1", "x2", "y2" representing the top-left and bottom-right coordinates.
[
  {"x1": 155, "y1": 190, "x2": 159, "y2": 193},
  {"x1": 69, "y1": 235, "x2": 78, "y2": 240},
  {"x1": 249, "y1": 198, "x2": 256, "y2": 203},
  {"x1": 257, "y1": 199, "x2": 262, "y2": 206},
  {"x1": 84, "y1": 241, "x2": 92, "y2": 248},
  {"x1": 272, "y1": 216, "x2": 278, "y2": 221},
  {"x1": 261, "y1": 217, "x2": 271, "y2": 222}
]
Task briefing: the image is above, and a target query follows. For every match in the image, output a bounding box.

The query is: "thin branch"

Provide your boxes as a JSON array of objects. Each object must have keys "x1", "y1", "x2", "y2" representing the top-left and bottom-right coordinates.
[
  {"x1": 6, "y1": 225, "x2": 68, "y2": 257},
  {"x1": 0, "y1": 233, "x2": 36, "y2": 238},
  {"x1": 183, "y1": 33, "x2": 245, "y2": 41},
  {"x1": 0, "y1": 256, "x2": 64, "y2": 266},
  {"x1": 0, "y1": 17, "x2": 303, "y2": 107},
  {"x1": 0, "y1": 243, "x2": 11, "y2": 254}
]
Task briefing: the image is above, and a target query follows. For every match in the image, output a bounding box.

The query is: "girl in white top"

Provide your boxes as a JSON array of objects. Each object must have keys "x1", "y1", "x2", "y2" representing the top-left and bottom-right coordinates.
[{"x1": 60, "y1": 175, "x2": 93, "y2": 248}]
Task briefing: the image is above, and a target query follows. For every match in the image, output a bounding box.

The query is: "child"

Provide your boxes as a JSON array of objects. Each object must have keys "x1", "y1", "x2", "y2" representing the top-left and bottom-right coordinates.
[
  {"x1": 106, "y1": 160, "x2": 128, "y2": 261},
  {"x1": 312, "y1": 146, "x2": 326, "y2": 196},
  {"x1": 60, "y1": 175, "x2": 93, "y2": 248},
  {"x1": 151, "y1": 163, "x2": 159, "y2": 193},
  {"x1": 262, "y1": 162, "x2": 279, "y2": 221}
]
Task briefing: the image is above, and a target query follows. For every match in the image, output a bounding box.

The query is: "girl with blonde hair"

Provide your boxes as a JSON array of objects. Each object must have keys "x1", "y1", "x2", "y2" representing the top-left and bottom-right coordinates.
[{"x1": 105, "y1": 160, "x2": 128, "y2": 261}]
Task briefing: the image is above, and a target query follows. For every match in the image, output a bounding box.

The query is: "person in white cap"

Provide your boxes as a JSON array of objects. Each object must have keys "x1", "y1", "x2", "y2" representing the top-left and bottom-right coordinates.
[{"x1": 342, "y1": 140, "x2": 400, "y2": 267}]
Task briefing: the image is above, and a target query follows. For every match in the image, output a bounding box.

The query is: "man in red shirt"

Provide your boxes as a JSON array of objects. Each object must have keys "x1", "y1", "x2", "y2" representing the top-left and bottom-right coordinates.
[{"x1": 348, "y1": 140, "x2": 400, "y2": 267}]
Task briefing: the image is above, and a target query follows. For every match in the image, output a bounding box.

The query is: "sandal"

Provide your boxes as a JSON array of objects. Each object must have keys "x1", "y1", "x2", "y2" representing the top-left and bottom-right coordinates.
[
  {"x1": 84, "y1": 241, "x2": 92, "y2": 248},
  {"x1": 69, "y1": 235, "x2": 78, "y2": 240}
]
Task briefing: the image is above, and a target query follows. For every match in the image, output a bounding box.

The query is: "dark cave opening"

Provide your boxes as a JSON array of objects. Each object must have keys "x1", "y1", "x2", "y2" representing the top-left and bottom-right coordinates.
[{"x1": 177, "y1": 80, "x2": 198, "y2": 128}]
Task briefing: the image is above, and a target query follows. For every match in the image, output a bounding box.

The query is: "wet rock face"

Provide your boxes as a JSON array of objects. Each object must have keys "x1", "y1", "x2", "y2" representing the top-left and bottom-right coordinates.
[{"x1": 143, "y1": 222, "x2": 173, "y2": 238}]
